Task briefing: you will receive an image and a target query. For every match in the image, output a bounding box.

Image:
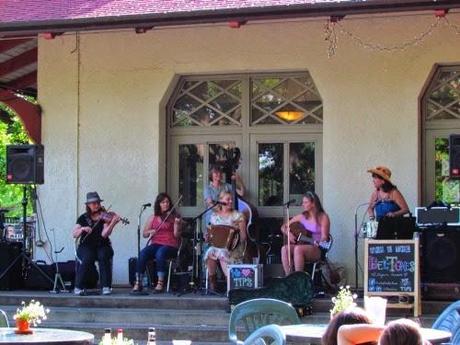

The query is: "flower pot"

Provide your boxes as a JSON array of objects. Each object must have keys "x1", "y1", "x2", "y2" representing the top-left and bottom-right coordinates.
[{"x1": 15, "y1": 319, "x2": 31, "y2": 333}]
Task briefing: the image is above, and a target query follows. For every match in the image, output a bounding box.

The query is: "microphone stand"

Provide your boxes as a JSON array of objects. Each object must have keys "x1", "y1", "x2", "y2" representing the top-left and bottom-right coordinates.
[
  {"x1": 137, "y1": 205, "x2": 149, "y2": 258},
  {"x1": 180, "y1": 202, "x2": 220, "y2": 296},
  {"x1": 354, "y1": 202, "x2": 370, "y2": 291}
]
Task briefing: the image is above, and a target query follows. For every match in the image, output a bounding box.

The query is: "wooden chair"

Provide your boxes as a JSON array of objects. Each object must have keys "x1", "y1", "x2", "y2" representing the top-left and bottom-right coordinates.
[
  {"x1": 432, "y1": 300, "x2": 460, "y2": 345},
  {"x1": 243, "y1": 324, "x2": 286, "y2": 345},
  {"x1": 0, "y1": 309, "x2": 9, "y2": 327},
  {"x1": 228, "y1": 298, "x2": 301, "y2": 345}
]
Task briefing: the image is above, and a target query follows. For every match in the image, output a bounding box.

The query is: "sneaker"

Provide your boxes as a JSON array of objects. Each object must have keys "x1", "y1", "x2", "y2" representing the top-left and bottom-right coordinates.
[
  {"x1": 74, "y1": 287, "x2": 84, "y2": 296},
  {"x1": 102, "y1": 287, "x2": 112, "y2": 295}
]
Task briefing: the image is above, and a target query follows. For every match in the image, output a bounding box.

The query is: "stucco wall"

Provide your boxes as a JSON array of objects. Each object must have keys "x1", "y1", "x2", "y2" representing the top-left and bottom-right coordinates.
[{"x1": 37, "y1": 13, "x2": 460, "y2": 285}]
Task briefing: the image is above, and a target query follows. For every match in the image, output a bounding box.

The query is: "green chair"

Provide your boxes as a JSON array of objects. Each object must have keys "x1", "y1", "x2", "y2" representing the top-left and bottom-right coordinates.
[
  {"x1": 243, "y1": 324, "x2": 286, "y2": 345},
  {"x1": 0, "y1": 309, "x2": 9, "y2": 327},
  {"x1": 228, "y1": 298, "x2": 301, "y2": 345},
  {"x1": 432, "y1": 300, "x2": 460, "y2": 345}
]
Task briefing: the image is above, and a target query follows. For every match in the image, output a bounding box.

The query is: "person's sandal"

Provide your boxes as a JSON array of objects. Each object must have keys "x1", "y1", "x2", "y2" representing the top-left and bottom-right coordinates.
[{"x1": 153, "y1": 279, "x2": 165, "y2": 293}]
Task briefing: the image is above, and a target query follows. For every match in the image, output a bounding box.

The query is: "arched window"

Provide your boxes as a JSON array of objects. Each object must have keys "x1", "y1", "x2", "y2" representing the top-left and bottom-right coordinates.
[
  {"x1": 422, "y1": 65, "x2": 460, "y2": 205},
  {"x1": 167, "y1": 72, "x2": 323, "y2": 218}
]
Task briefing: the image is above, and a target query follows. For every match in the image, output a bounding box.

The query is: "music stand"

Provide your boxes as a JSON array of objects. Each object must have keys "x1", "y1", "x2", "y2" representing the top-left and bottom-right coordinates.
[{"x1": 0, "y1": 186, "x2": 53, "y2": 288}]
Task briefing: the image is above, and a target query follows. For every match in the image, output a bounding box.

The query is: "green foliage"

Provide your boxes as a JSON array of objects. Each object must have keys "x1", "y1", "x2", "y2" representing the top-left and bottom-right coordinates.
[
  {"x1": 435, "y1": 138, "x2": 460, "y2": 205},
  {"x1": 0, "y1": 102, "x2": 32, "y2": 216}
]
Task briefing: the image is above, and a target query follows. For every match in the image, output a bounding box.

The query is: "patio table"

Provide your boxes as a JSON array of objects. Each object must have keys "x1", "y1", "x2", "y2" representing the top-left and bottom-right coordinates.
[
  {"x1": 280, "y1": 323, "x2": 452, "y2": 345},
  {"x1": 0, "y1": 327, "x2": 94, "y2": 344}
]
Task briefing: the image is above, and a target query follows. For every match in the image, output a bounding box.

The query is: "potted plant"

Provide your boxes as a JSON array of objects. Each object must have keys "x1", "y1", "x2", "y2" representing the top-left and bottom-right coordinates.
[
  {"x1": 13, "y1": 300, "x2": 49, "y2": 334},
  {"x1": 330, "y1": 285, "x2": 357, "y2": 318}
]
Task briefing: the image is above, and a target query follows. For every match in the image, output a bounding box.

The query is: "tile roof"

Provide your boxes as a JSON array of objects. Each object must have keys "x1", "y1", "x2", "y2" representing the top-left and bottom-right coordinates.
[{"x1": 0, "y1": 0, "x2": 399, "y2": 23}]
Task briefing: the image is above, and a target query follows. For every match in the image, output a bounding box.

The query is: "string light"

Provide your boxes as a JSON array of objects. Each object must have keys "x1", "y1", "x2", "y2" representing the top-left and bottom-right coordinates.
[
  {"x1": 324, "y1": 13, "x2": 460, "y2": 57},
  {"x1": 324, "y1": 20, "x2": 338, "y2": 58},
  {"x1": 444, "y1": 17, "x2": 460, "y2": 35}
]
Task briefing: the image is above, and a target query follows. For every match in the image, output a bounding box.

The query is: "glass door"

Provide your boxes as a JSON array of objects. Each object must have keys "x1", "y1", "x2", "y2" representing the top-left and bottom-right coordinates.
[
  {"x1": 250, "y1": 133, "x2": 322, "y2": 217},
  {"x1": 169, "y1": 135, "x2": 242, "y2": 218},
  {"x1": 424, "y1": 129, "x2": 460, "y2": 205}
]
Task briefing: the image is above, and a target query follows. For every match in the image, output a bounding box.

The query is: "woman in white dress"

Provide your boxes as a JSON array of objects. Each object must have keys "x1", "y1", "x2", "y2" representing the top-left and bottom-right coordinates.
[{"x1": 204, "y1": 191, "x2": 247, "y2": 291}]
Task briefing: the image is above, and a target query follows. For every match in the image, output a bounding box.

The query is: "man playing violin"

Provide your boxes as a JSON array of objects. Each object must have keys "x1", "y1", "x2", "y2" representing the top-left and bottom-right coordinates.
[
  {"x1": 280, "y1": 192, "x2": 330, "y2": 275},
  {"x1": 73, "y1": 192, "x2": 121, "y2": 296},
  {"x1": 131, "y1": 193, "x2": 182, "y2": 294}
]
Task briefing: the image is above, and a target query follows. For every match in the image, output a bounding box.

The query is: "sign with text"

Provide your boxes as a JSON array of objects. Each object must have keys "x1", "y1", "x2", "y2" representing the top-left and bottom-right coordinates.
[
  {"x1": 364, "y1": 239, "x2": 421, "y2": 316},
  {"x1": 367, "y1": 241, "x2": 415, "y2": 293},
  {"x1": 227, "y1": 264, "x2": 263, "y2": 291}
]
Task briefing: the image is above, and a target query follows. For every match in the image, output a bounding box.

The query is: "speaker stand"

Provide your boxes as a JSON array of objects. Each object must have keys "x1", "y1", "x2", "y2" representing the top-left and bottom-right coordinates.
[{"x1": 0, "y1": 186, "x2": 53, "y2": 288}]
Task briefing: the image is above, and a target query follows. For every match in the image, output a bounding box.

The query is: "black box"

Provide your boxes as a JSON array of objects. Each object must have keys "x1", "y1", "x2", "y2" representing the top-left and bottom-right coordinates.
[{"x1": 0, "y1": 242, "x2": 23, "y2": 290}]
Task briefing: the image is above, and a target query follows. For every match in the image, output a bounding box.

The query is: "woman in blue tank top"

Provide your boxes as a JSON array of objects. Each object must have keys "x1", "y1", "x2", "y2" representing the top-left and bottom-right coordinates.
[{"x1": 367, "y1": 166, "x2": 409, "y2": 221}]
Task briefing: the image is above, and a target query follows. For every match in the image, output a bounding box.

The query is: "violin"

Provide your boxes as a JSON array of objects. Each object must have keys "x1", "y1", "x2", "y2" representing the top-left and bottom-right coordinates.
[{"x1": 100, "y1": 210, "x2": 130, "y2": 225}]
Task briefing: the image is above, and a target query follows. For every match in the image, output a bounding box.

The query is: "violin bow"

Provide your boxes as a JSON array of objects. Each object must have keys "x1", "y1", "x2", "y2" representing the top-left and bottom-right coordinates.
[{"x1": 145, "y1": 195, "x2": 183, "y2": 246}]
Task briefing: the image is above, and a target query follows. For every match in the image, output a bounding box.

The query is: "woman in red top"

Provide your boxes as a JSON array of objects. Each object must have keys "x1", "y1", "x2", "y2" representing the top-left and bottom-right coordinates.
[{"x1": 132, "y1": 193, "x2": 181, "y2": 293}]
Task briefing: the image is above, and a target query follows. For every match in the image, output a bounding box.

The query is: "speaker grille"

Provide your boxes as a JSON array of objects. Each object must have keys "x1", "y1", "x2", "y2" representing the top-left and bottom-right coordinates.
[
  {"x1": 422, "y1": 229, "x2": 460, "y2": 283},
  {"x1": 6, "y1": 145, "x2": 44, "y2": 184}
]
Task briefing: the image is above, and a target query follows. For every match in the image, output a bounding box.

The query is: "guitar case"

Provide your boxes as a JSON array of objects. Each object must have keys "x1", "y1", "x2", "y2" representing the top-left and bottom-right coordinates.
[{"x1": 228, "y1": 271, "x2": 314, "y2": 313}]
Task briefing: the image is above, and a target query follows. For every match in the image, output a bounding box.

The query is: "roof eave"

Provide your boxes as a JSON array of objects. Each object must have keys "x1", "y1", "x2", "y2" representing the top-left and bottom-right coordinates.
[{"x1": 0, "y1": 0, "x2": 459, "y2": 36}]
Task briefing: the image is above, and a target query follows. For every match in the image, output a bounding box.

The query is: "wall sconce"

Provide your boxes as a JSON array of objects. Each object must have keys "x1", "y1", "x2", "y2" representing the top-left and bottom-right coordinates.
[
  {"x1": 42, "y1": 32, "x2": 63, "y2": 40},
  {"x1": 275, "y1": 110, "x2": 304, "y2": 122},
  {"x1": 228, "y1": 20, "x2": 247, "y2": 29},
  {"x1": 135, "y1": 27, "x2": 153, "y2": 34}
]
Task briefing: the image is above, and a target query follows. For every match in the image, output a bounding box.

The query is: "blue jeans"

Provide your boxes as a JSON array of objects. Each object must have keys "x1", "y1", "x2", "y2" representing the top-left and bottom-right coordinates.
[
  {"x1": 76, "y1": 244, "x2": 113, "y2": 289},
  {"x1": 136, "y1": 244, "x2": 177, "y2": 278}
]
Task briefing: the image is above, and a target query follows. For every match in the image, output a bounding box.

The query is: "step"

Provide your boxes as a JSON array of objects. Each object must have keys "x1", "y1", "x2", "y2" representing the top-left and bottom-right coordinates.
[
  {"x1": 0, "y1": 306, "x2": 230, "y2": 326},
  {"x1": 0, "y1": 290, "x2": 228, "y2": 310}
]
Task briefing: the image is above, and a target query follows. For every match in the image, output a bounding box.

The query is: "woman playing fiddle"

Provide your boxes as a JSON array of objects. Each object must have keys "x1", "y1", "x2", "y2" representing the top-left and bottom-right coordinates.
[
  {"x1": 72, "y1": 192, "x2": 121, "y2": 296},
  {"x1": 280, "y1": 192, "x2": 330, "y2": 275},
  {"x1": 205, "y1": 191, "x2": 247, "y2": 291},
  {"x1": 131, "y1": 193, "x2": 181, "y2": 294}
]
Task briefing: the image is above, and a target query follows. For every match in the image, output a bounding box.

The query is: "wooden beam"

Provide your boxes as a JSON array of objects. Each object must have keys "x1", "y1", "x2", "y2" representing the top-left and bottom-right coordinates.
[
  {"x1": 0, "y1": 39, "x2": 30, "y2": 54},
  {"x1": 0, "y1": 89, "x2": 41, "y2": 143},
  {"x1": 0, "y1": 47, "x2": 37, "y2": 78},
  {"x1": 7, "y1": 71, "x2": 37, "y2": 89}
]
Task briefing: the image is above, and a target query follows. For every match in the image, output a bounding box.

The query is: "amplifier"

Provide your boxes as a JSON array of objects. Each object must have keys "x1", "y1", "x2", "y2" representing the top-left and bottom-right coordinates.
[{"x1": 421, "y1": 227, "x2": 460, "y2": 283}]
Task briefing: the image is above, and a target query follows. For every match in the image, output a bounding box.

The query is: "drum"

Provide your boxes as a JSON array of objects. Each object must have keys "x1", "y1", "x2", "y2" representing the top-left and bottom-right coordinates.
[
  {"x1": 208, "y1": 225, "x2": 240, "y2": 250},
  {"x1": 360, "y1": 220, "x2": 378, "y2": 238}
]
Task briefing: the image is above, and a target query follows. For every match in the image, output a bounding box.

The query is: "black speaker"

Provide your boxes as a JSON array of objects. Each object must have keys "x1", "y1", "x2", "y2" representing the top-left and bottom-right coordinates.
[
  {"x1": 449, "y1": 134, "x2": 460, "y2": 178},
  {"x1": 6, "y1": 145, "x2": 44, "y2": 184},
  {"x1": 0, "y1": 242, "x2": 23, "y2": 290},
  {"x1": 421, "y1": 228, "x2": 460, "y2": 283}
]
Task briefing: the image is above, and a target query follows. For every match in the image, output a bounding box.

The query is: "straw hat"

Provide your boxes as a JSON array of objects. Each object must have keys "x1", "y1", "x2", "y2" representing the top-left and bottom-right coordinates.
[{"x1": 367, "y1": 166, "x2": 392, "y2": 184}]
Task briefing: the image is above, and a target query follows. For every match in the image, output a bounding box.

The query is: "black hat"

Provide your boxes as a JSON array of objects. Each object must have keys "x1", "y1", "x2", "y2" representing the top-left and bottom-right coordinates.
[{"x1": 85, "y1": 192, "x2": 103, "y2": 204}]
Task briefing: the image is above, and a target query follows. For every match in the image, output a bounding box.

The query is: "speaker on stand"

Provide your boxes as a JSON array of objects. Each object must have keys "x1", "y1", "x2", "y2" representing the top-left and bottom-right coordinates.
[
  {"x1": 6, "y1": 145, "x2": 44, "y2": 184},
  {"x1": 0, "y1": 145, "x2": 52, "y2": 290}
]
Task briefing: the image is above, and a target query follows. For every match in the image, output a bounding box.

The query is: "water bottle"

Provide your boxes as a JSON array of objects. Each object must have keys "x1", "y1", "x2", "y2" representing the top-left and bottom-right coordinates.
[
  {"x1": 147, "y1": 327, "x2": 156, "y2": 345},
  {"x1": 102, "y1": 328, "x2": 112, "y2": 345},
  {"x1": 116, "y1": 328, "x2": 123, "y2": 344},
  {"x1": 142, "y1": 275, "x2": 149, "y2": 288}
]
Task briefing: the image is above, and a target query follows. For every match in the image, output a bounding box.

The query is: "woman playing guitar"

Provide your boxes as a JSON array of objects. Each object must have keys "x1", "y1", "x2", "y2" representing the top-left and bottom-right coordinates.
[
  {"x1": 205, "y1": 191, "x2": 247, "y2": 291},
  {"x1": 280, "y1": 191, "x2": 330, "y2": 275},
  {"x1": 131, "y1": 193, "x2": 182, "y2": 294}
]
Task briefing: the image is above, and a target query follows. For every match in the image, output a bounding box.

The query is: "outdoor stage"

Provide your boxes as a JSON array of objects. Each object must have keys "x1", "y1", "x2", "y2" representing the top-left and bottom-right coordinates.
[{"x1": 0, "y1": 288, "x2": 451, "y2": 344}]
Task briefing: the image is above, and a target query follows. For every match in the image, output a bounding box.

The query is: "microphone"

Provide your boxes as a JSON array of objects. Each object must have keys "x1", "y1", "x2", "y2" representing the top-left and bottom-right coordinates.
[
  {"x1": 283, "y1": 199, "x2": 297, "y2": 206},
  {"x1": 142, "y1": 203, "x2": 151, "y2": 208}
]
